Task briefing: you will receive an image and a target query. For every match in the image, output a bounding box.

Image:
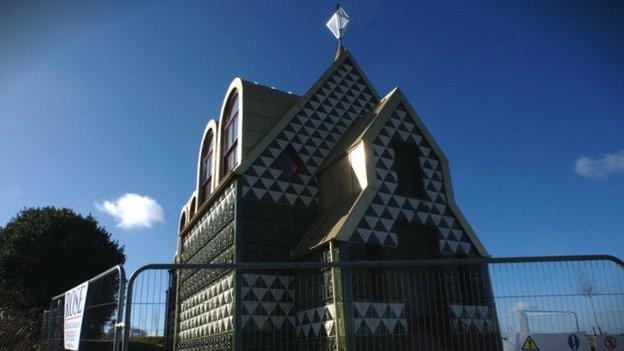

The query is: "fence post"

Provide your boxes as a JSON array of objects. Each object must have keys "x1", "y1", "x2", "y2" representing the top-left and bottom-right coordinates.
[
  {"x1": 162, "y1": 269, "x2": 175, "y2": 351},
  {"x1": 113, "y1": 265, "x2": 127, "y2": 351}
]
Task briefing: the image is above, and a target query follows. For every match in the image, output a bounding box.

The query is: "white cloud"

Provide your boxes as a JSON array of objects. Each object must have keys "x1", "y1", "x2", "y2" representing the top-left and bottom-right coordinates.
[
  {"x1": 574, "y1": 149, "x2": 624, "y2": 179},
  {"x1": 509, "y1": 301, "x2": 532, "y2": 313},
  {"x1": 96, "y1": 193, "x2": 164, "y2": 230}
]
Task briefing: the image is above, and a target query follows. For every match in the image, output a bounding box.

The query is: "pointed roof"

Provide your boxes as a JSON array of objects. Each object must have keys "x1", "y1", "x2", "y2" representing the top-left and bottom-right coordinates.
[
  {"x1": 293, "y1": 88, "x2": 489, "y2": 258},
  {"x1": 334, "y1": 44, "x2": 347, "y2": 62},
  {"x1": 234, "y1": 49, "x2": 380, "y2": 176}
]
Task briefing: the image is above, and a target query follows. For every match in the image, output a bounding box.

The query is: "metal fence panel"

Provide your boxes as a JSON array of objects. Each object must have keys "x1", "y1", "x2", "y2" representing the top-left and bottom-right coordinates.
[
  {"x1": 120, "y1": 255, "x2": 624, "y2": 351},
  {"x1": 40, "y1": 265, "x2": 126, "y2": 351}
]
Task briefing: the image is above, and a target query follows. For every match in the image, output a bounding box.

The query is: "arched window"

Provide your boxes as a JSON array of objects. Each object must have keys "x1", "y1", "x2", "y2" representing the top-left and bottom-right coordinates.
[
  {"x1": 179, "y1": 212, "x2": 186, "y2": 232},
  {"x1": 222, "y1": 90, "x2": 240, "y2": 175},
  {"x1": 200, "y1": 130, "x2": 214, "y2": 200},
  {"x1": 190, "y1": 198, "x2": 196, "y2": 218}
]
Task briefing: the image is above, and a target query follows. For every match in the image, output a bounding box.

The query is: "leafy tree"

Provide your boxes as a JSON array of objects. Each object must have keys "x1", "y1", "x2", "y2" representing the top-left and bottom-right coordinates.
[{"x1": 0, "y1": 207, "x2": 126, "y2": 349}]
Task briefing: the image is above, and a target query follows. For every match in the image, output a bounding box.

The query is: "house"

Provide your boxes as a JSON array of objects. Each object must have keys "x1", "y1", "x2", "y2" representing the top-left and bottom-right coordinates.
[{"x1": 173, "y1": 46, "x2": 500, "y2": 351}]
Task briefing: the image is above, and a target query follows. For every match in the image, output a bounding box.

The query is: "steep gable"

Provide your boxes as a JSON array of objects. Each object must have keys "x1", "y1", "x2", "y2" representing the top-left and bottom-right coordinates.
[
  {"x1": 341, "y1": 89, "x2": 488, "y2": 257},
  {"x1": 293, "y1": 89, "x2": 488, "y2": 257},
  {"x1": 236, "y1": 50, "x2": 380, "y2": 207}
]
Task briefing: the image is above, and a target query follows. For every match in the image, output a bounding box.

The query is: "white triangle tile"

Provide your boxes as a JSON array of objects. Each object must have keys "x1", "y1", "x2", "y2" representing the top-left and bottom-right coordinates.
[
  {"x1": 278, "y1": 275, "x2": 293, "y2": 288},
  {"x1": 301, "y1": 324, "x2": 312, "y2": 337},
  {"x1": 251, "y1": 315, "x2": 266, "y2": 329},
  {"x1": 243, "y1": 274, "x2": 259, "y2": 286},
  {"x1": 460, "y1": 242, "x2": 472, "y2": 253},
  {"x1": 374, "y1": 232, "x2": 388, "y2": 245},
  {"x1": 364, "y1": 318, "x2": 380, "y2": 333},
  {"x1": 389, "y1": 303, "x2": 404, "y2": 318},
  {"x1": 372, "y1": 303, "x2": 386, "y2": 317},
  {"x1": 446, "y1": 240, "x2": 459, "y2": 252},
  {"x1": 270, "y1": 288, "x2": 285, "y2": 301},
  {"x1": 252, "y1": 287, "x2": 267, "y2": 300},
  {"x1": 357, "y1": 229, "x2": 372, "y2": 242},
  {"x1": 378, "y1": 193, "x2": 392, "y2": 204},
  {"x1": 353, "y1": 302, "x2": 369, "y2": 316},
  {"x1": 382, "y1": 318, "x2": 398, "y2": 332},
  {"x1": 324, "y1": 320, "x2": 334, "y2": 334},
  {"x1": 327, "y1": 304, "x2": 336, "y2": 319},
  {"x1": 261, "y1": 302, "x2": 276, "y2": 314},
  {"x1": 260, "y1": 274, "x2": 277, "y2": 287},
  {"x1": 280, "y1": 302, "x2": 294, "y2": 314}
]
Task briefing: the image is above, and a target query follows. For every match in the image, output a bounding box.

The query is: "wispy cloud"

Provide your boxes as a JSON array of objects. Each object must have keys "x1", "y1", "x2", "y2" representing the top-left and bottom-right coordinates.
[
  {"x1": 509, "y1": 301, "x2": 532, "y2": 313},
  {"x1": 96, "y1": 193, "x2": 164, "y2": 230},
  {"x1": 574, "y1": 149, "x2": 624, "y2": 179}
]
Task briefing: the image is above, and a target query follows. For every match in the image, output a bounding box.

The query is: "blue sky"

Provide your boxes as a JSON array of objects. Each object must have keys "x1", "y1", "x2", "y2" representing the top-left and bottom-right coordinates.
[{"x1": 1, "y1": 0, "x2": 623, "y2": 274}]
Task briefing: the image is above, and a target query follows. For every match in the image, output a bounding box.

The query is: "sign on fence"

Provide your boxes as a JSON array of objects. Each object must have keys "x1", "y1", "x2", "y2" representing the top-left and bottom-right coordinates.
[
  {"x1": 64, "y1": 281, "x2": 89, "y2": 351},
  {"x1": 595, "y1": 334, "x2": 624, "y2": 351},
  {"x1": 515, "y1": 333, "x2": 589, "y2": 351}
]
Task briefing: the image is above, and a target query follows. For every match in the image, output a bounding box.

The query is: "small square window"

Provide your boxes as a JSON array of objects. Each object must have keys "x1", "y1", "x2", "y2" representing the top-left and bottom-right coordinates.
[
  {"x1": 397, "y1": 222, "x2": 439, "y2": 259},
  {"x1": 277, "y1": 145, "x2": 302, "y2": 177}
]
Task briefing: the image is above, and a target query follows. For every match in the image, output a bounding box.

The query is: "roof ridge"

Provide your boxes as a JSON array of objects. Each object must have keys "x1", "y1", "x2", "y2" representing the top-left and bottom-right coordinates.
[{"x1": 234, "y1": 50, "x2": 380, "y2": 176}]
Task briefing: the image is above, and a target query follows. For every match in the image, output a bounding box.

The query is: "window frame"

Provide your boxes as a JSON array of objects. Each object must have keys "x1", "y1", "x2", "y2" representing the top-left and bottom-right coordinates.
[
  {"x1": 277, "y1": 145, "x2": 303, "y2": 178},
  {"x1": 179, "y1": 212, "x2": 186, "y2": 232},
  {"x1": 221, "y1": 91, "x2": 240, "y2": 176},
  {"x1": 198, "y1": 129, "x2": 215, "y2": 201},
  {"x1": 393, "y1": 140, "x2": 427, "y2": 199}
]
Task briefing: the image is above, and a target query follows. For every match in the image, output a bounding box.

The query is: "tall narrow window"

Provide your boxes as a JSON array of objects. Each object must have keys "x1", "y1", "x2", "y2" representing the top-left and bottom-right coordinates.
[
  {"x1": 222, "y1": 90, "x2": 240, "y2": 176},
  {"x1": 393, "y1": 141, "x2": 426, "y2": 198},
  {"x1": 190, "y1": 198, "x2": 196, "y2": 218},
  {"x1": 179, "y1": 212, "x2": 186, "y2": 232},
  {"x1": 200, "y1": 131, "x2": 214, "y2": 200}
]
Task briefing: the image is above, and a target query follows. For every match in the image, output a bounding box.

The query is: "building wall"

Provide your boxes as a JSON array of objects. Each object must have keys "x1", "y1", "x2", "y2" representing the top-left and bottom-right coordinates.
[
  {"x1": 239, "y1": 199, "x2": 316, "y2": 262},
  {"x1": 176, "y1": 183, "x2": 237, "y2": 351},
  {"x1": 236, "y1": 198, "x2": 317, "y2": 350},
  {"x1": 232, "y1": 56, "x2": 377, "y2": 349},
  {"x1": 239, "y1": 82, "x2": 299, "y2": 158},
  {"x1": 345, "y1": 103, "x2": 481, "y2": 256},
  {"x1": 336, "y1": 103, "x2": 499, "y2": 350}
]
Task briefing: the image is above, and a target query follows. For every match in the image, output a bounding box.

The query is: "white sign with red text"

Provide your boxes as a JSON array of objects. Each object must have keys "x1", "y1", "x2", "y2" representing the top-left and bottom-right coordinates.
[{"x1": 64, "y1": 281, "x2": 89, "y2": 350}]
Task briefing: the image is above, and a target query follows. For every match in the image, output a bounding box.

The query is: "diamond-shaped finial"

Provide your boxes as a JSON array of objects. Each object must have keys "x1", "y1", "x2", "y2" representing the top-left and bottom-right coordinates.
[{"x1": 326, "y1": 6, "x2": 349, "y2": 41}]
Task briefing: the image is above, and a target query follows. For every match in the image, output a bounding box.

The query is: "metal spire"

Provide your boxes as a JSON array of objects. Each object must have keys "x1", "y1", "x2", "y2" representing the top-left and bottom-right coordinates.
[{"x1": 326, "y1": 4, "x2": 350, "y2": 47}]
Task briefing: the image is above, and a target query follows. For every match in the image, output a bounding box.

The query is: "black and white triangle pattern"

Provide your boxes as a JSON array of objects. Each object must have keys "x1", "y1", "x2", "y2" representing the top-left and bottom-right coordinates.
[
  {"x1": 295, "y1": 304, "x2": 336, "y2": 339},
  {"x1": 182, "y1": 183, "x2": 236, "y2": 260},
  {"x1": 449, "y1": 305, "x2": 495, "y2": 334},
  {"x1": 352, "y1": 302, "x2": 407, "y2": 335},
  {"x1": 241, "y1": 273, "x2": 296, "y2": 330},
  {"x1": 178, "y1": 273, "x2": 234, "y2": 340},
  {"x1": 241, "y1": 59, "x2": 377, "y2": 207},
  {"x1": 346, "y1": 104, "x2": 476, "y2": 256}
]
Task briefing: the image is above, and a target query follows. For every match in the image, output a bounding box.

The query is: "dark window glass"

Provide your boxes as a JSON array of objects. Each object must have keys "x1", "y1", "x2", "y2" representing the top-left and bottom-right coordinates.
[
  {"x1": 200, "y1": 131, "x2": 214, "y2": 200},
  {"x1": 397, "y1": 223, "x2": 439, "y2": 260},
  {"x1": 365, "y1": 244, "x2": 383, "y2": 260},
  {"x1": 179, "y1": 213, "x2": 186, "y2": 232},
  {"x1": 277, "y1": 145, "x2": 302, "y2": 177},
  {"x1": 393, "y1": 141, "x2": 426, "y2": 198},
  {"x1": 222, "y1": 91, "x2": 239, "y2": 175},
  {"x1": 202, "y1": 155, "x2": 212, "y2": 183}
]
